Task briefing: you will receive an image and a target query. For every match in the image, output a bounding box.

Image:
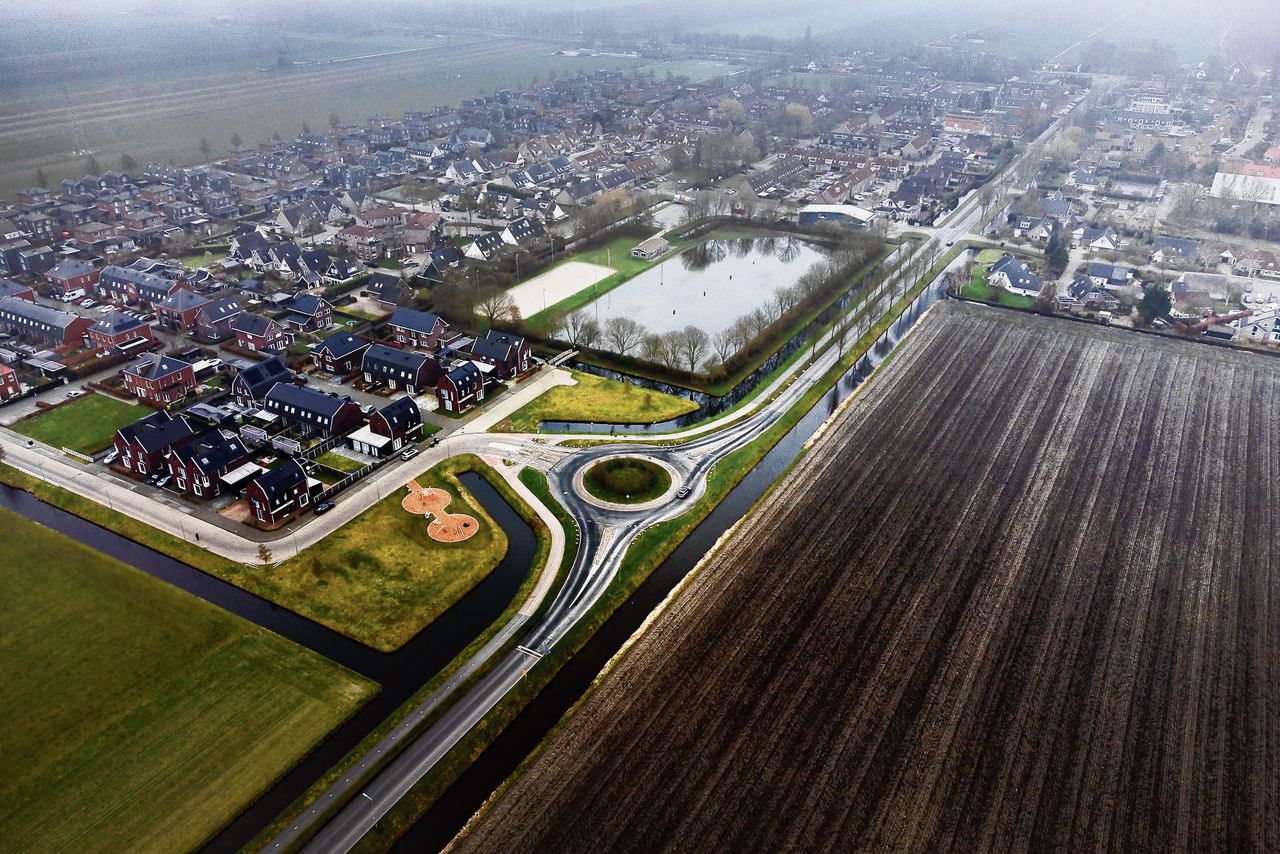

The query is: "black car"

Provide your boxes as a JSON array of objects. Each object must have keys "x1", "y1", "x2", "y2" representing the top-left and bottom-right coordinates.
[{"x1": 313, "y1": 501, "x2": 335, "y2": 515}]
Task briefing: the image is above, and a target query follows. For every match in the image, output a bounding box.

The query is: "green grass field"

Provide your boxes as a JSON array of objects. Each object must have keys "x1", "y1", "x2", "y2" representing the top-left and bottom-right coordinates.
[
  {"x1": 495, "y1": 370, "x2": 697, "y2": 432},
  {"x1": 13, "y1": 393, "x2": 142, "y2": 454},
  {"x1": 583, "y1": 457, "x2": 672, "y2": 504},
  {"x1": 0, "y1": 509, "x2": 374, "y2": 854},
  {"x1": 961, "y1": 266, "x2": 1038, "y2": 308},
  {"x1": 315, "y1": 450, "x2": 367, "y2": 473},
  {"x1": 283, "y1": 456, "x2": 509, "y2": 650}
]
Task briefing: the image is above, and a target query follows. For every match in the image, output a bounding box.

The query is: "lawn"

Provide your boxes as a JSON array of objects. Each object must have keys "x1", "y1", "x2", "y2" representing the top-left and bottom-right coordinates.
[
  {"x1": 13, "y1": 393, "x2": 142, "y2": 454},
  {"x1": 961, "y1": 266, "x2": 1038, "y2": 309},
  {"x1": 582, "y1": 457, "x2": 671, "y2": 504},
  {"x1": 495, "y1": 369, "x2": 698, "y2": 432},
  {"x1": 315, "y1": 450, "x2": 367, "y2": 473},
  {"x1": 0, "y1": 509, "x2": 374, "y2": 854},
  {"x1": 281, "y1": 456, "x2": 509, "y2": 650},
  {"x1": 975, "y1": 248, "x2": 1006, "y2": 264}
]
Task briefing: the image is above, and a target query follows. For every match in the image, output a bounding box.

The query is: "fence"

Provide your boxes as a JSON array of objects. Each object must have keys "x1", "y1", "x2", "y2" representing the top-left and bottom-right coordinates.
[{"x1": 316, "y1": 453, "x2": 393, "y2": 502}]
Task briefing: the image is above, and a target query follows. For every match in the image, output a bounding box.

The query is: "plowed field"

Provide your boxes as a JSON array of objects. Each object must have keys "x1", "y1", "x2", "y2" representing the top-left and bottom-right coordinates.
[{"x1": 453, "y1": 301, "x2": 1279, "y2": 853}]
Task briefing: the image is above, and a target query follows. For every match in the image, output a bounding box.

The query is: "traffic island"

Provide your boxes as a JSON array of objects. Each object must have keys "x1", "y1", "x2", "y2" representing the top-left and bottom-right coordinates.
[{"x1": 575, "y1": 455, "x2": 680, "y2": 511}]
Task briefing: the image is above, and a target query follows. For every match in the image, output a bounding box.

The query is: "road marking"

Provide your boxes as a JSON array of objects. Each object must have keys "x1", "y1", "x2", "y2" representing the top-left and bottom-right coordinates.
[{"x1": 516, "y1": 645, "x2": 544, "y2": 659}]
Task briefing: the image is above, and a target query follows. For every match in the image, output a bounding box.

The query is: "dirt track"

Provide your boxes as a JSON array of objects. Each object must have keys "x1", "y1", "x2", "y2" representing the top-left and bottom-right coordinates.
[{"x1": 452, "y1": 301, "x2": 1279, "y2": 853}]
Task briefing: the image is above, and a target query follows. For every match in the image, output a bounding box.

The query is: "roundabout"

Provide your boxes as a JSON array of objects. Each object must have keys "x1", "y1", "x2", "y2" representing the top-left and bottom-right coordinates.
[{"x1": 573, "y1": 454, "x2": 682, "y2": 512}]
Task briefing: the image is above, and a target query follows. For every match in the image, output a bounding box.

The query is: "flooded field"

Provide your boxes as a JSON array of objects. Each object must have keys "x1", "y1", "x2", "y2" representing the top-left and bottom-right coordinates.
[
  {"x1": 454, "y1": 302, "x2": 1280, "y2": 853},
  {"x1": 586, "y1": 234, "x2": 827, "y2": 338}
]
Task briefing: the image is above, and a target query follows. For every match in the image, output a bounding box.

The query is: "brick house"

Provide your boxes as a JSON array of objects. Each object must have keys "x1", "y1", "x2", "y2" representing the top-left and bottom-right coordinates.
[
  {"x1": 0, "y1": 278, "x2": 37, "y2": 302},
  {"x1": 349, "y1": 395, "x2": 423, "y2": 457},
  {"x1": 44, "y1": 258, "x2": 99, "y2": 297},
  {"x1": 194, "y1": 297, "x2": 243, "y2": 340},
  {"x1": 232, "y1": 313, "x2": 292, "y2": 354},
  {"x1": 262, "y1": 383, "x2": 362, "y2": 436},
  {"x1": 122, "y1": 354, "x2": 197, "y2": 405},
  {"x1": 469, "y1": 329, "x2": 532, "y2": 379},
  {"x1": 157, "y1": 290, "x2": 212, "y2": 332},
  {"x1": 283, "y1": 293, "x2": 333, "y2": 333},
  {"x1": 436, "y1": 361, "x2": 485, "y2": 413},
  {"x1": 0, "y1": 363, "x2": 22, "y2": 401},
  {"x1": 0, "y1": 296, "x2": 91, "y2": 346},
  {"x1": 312, "y1": 330, "x2": 369, "y2": 375},
  {"x1": 87, "y1": 312, "x2": 155, "y2": 352},
  {"x1": 387, "y1": 307, "x2": 449, "y2": 349},
  {"x1": 113, "y1": 410, "x2": 196, "y2": 477},
  {"x1": 362, "y1": 343, "x2": 435, "y2": 394},
  {"x1": 245, "y1": 459, "x2": 314, "y2": 526},
  {"x1": 164, "y1": 430, "x2": 252, "y2": 498},
  {"x1": 230, "y1": 356, "x2": 292, "y2": 407}
]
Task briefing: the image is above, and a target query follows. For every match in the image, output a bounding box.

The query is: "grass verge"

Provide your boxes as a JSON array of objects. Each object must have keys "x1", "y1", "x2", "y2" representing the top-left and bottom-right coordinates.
[
  {"x1": 493, "y1": 369, "x2": 697, "y2": 432},
  {"x1": 0, "y1": 508, "x2": 375, "y2": 854}
]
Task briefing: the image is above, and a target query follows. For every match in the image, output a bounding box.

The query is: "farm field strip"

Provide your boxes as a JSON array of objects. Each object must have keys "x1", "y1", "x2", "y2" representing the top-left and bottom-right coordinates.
[{"x1": 453, "y1": 302, "x2": 1279, "y2": 853}]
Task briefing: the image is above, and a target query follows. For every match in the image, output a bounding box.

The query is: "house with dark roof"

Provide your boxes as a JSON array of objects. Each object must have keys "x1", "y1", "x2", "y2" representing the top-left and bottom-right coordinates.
[
  {"x1": 436, "y1": 361, "x2": 485, "y2": 413},
  {"x1": 164, "y1": 430, "x2": 252, "y2": 497},
  {"x1": 349, "y1": 396, "x2": 424, "y2": 456},
  {"x1": 231, "y1": 313, "x2": 292, "y2": 354},
  {"x1": 313, "y1": 330, "x2": 370, "y2": 375},
  {"x1": 0, "y1": 278, "x2": 36, "y2": 302},
  {"x1": 0, "y1": 296, "x2": 91, "y2": 346},
  {"x1": 284, "y1": 293, "x2": 332, "y2": 332},
  {"x1": 464, "y1": 230, "x2": 506, "y2": 261},
  {"x1": 362, "y1": 343, "x2": 435, "y2": 394},
  {"x1": 122, "y1": 353, "x2": 197, "y2": 405},
  {"x1": 988, "y1": 254, "x2": 1042, "y2": 298},
  {"x1": 388, "y1": 307, "x2": 449, "y2": 349},
  {"x1": 470, "y1": 329, "x2": 532, "y2": 379},
  {"x1": 230, "y1": 356, "x2": 292, "y2": 407},
  {"x1": 113, "y1": 410, "x2": 196, "y2": 476},
  {"x1": 262, "y1": 383, "x2": 362, "y2": 436},
  {"x1": 1066, "y1": 275, "x2": 1119, "y2": 310},
  {"x1": 1151, "y1": 236, "x2": 1201, "y2": 266},
  {"x1": 245, "y1": 459, "x2": 314, "y2": 526},
  {"x1": 499, "y1": 217, "x2": 545, "y2": 247},
  {"x1": 1087, "y1": 262, "x2": 1133, "y2": 288},
  {"x1": 44, "y1": 258, "x2": 99, "y2": 297},
  {"x1": 193, "y1": 296, "x2": 243, "y2": 340},
  {"x1": 87, "y1": 311, "x2": 155, "y2": 352},
  {"x1": 157, "y1": 289, "x2": 212, "y2": 332},
  {"x1": 362, "y1": 270, "x2": 413, "y2": 308}
]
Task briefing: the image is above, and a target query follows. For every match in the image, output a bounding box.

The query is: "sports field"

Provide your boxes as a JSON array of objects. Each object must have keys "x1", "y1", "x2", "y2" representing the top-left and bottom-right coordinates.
[
  {"x1": 456, "y1": 302, "x2": 1280, "y2": 852},
  {"x1": 507, "y1": 261, "x2": 614, "y2": 319},
  {"x1": 0, "y1": 508, "x2": 374, "y2": 853}
]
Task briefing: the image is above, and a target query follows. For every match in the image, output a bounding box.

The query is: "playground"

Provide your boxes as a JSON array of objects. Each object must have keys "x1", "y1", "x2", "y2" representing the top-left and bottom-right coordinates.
[{"x1": 402, "y1": 482, "x2": 480, "y2": 543}]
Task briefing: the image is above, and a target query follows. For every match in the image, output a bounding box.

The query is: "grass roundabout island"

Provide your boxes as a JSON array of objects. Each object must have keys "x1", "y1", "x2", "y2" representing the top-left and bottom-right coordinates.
[{"x1": 581, "y1": 456, "x2": 673, "y2": 505}]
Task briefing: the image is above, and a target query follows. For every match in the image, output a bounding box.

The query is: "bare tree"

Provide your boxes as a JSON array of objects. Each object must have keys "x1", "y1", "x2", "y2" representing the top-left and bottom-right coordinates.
[
  {"x1": 578, "y1": 317, "x2": 602, "y2": 349},
  {"x1": 712, "y1": 328, "x2": 742, "y2": 363},
  {"x1": 475, "y1": 287, "x2": 517, "y2": 326},
  {"x1": 257, "y1": 543, "x2": 273, "y2": 566},
  {"x1": 640, "y1": 332, "x2": 671, "y2": 366},
  {"x1": 673, "y1": 325, "x2": 711, "y2": 374},
  {"x1": 559, "y1": 309, "x2": 592, "y2": 346},
  {"x1": 604, "y1": 316, "x2": 647, "y2": 356}
]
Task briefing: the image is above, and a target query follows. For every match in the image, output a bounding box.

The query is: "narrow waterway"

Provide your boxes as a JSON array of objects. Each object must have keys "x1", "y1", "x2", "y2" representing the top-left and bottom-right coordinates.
[{"x1": 391, "y1": 282, "x2": 951, "y2": 852}]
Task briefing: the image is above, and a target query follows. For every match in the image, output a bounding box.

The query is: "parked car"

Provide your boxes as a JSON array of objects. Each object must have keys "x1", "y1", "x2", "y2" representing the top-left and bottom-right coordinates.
[
  {"x1": 79, "y1": 297, "x2": 94, "y2": 307},
  {"x1": 102, "y1": 450, "x2": 119, "y2": 465},
  {"x1": 360, "y1": 404, "x2": 376, "y2": 415},
  {"x1": 400, "y1": 448, "x2": 420, "y2": 461},
  {"x1": 97, "y1": 304, "x2": 116, "y2": 314},
  {"x1": 65, "y1": 389, "x2": 85, "y2": 399},
  {"x1": 146, "y1": 473, "x2": 161, "y2": 485},
  {"x1": 155, "y1": 475, "x2": 171, "y2": 488},
  {"x1": 313, "y1": 501, "x2": 335, "y2": 515},
  {"x1": 60, "y1": 288, "x2": 86, "y2": 302}
]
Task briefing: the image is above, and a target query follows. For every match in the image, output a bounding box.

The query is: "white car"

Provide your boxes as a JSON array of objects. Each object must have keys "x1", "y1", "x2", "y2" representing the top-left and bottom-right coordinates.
[
  {"x1": 97, "y1": 305, "x2": 116, "y2": 314},
  {"x1": 66, "y1": 389, "x2": 86, "y2": 399}
]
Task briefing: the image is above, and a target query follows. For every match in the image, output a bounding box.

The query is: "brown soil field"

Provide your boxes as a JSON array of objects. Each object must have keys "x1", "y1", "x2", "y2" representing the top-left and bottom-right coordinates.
[{"x1": 452, "y1": 301, "x2": 1280, "y2": 853}]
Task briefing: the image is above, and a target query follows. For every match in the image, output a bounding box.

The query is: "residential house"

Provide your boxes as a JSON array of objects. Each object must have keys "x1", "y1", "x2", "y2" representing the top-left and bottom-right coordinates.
[
  {"x1": 470, "y1": 329, "x2": 532, "y2": 379},
  {"x1": 1075, "y1": 225, "x2": 1120, "y2": 253},
  {"x1": 1087, "y1": 262, "x2": 1133, "y2": 288},
  {"x1": 0, "y1": 278, "x2": 37, "y2": 302},
  {"x1": 113, "y1": 410, "x2": 196, "y2": 477},
  {"x1": 0, "y1": 296, "x2": 91, "y2": 346},
  {"x1": 283, "y1": 293, "x2": 333, "y2": 332},
  {"x1": 312, "y1": 330, "x2": 369, "y2": 375},
  {"x1": 193, "y1": 296, "x2": 243, "y2": 340},
  {"x1": 231, "y1": 313, "x2": 292, "y2": 354},
  {"x1": 362, "y1": 343, "x2": 434, "y2": 394},
  {"x1": 1151, "y1": 236, "x2": 1201, "y2": 266},
  {"x1": 464, "y1": 231, "x2": 506, "y2": 261},
  {"x1": 436, "y1": 361, "x2": 485, "y2": 413},
  {"x1": 499, "y1": 217, "x2": 545, "y2": 247},
  {"x1": 262, "y1": 383, "x2": 362, "y2": 436},
  {"x1": 349, "y1": 396, "x2": 423, "y2": 456},
  {"x1": 245, "y1": 459, "x2": 314, "y2": 526},
  {"x1": 230, "y1": 356, "x2": 292, "y2": 407},
  {"x1": 363, "y1": 271, "x2": 413, "y2": 307},
  {"x1": 0, "y1": 363, "x2": 22, "y2": 401},
  {"x1": 165, "y1": 430, "x2": 252, "y2": 498},
  {"x1": 387, "y1": 307, "x2": 449, "y2": 349},
  {"x1": 156, "y1": 289, "x2": 212, "y2": 332},
  {"x1": 122, "y1": 354, "x2": 197, "y2": 405},
  {"x1": 1067, "y1": 275, "x2": 1119, "y2": 310},
  {"x1": 988, "y1": 254, "x2": 1042, "y2": 298},
  {"x1": 87, "y1": 312, "x2": 155, "y2": 352},
  {"x1": 44, "y1": 259, "x2": 99, "y2": 297}
]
